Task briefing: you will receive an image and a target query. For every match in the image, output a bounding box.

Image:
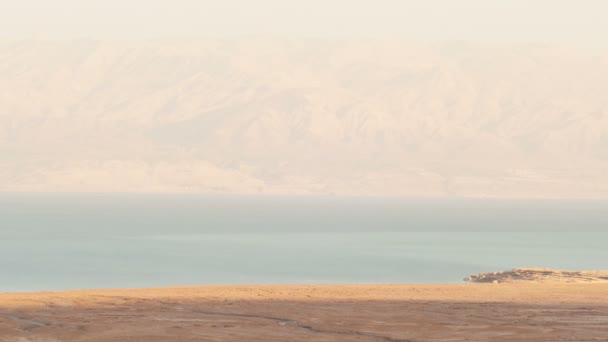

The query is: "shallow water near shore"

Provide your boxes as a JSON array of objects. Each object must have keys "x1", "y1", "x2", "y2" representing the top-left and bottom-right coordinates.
[{"x1": 1, "y1": 193, "x2": 607, "y2": 292}]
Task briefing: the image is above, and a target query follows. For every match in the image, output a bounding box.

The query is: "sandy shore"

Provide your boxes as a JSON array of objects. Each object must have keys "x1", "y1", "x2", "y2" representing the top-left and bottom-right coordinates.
[{"x1": 1, "y1": 284, "x2": 608, "y2": 341}]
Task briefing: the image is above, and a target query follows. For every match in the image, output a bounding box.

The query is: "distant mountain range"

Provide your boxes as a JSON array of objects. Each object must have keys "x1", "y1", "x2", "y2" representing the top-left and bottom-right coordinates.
[{"x1": 1, "y1": 39, "x2": 607, "y2": 197}]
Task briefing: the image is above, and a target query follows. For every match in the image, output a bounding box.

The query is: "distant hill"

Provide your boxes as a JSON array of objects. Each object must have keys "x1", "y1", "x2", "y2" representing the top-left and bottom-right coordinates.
[{"x1": 1, "y1": 39, "x2": 607, "y2": 197}]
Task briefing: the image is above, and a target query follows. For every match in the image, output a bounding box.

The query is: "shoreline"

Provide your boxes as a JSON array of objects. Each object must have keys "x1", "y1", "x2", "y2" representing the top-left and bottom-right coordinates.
[{"x1": 3, "y1": 282, "x2": 608, "y2": 303}]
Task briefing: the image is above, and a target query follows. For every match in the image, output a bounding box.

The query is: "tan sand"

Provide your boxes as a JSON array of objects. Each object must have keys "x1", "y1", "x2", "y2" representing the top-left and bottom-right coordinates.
[{"x1": 1, "y1": 284, "x2": 608, "y2": 341}]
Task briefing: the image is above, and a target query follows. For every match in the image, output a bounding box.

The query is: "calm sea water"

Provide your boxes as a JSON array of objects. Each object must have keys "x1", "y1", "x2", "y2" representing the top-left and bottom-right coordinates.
[{"x1": 1, "y1": 194, "x2": 607, "y2": 292}]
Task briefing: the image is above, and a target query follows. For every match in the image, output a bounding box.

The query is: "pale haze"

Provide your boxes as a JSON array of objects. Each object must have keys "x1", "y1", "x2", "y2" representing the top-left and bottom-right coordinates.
[{"x1": 1, "y1": 1, "x2": 608, "y2": 197}]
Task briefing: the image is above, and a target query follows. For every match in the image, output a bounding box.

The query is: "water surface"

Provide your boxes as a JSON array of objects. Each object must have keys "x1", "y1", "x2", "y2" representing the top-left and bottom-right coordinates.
[{"x1": 1, "y1": 194, "x2": 606, "y2": 291}]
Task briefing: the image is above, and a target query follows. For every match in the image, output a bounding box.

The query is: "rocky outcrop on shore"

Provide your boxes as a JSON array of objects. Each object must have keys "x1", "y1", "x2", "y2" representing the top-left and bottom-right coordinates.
[{"x1": 465, "y1": 268, "x2": 608, "y2": 284}]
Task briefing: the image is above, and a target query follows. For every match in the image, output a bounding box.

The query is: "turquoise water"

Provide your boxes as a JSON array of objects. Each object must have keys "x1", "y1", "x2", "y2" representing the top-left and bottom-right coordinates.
[{"x1": 1, "y1": 194, "x2": 607, "y2": 291}]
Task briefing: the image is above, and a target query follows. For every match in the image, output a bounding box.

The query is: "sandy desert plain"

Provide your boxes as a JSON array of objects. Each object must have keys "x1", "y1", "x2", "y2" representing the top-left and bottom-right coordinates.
[{"x1": 1, "y1": 276, "x2": 608, "y2": 342}]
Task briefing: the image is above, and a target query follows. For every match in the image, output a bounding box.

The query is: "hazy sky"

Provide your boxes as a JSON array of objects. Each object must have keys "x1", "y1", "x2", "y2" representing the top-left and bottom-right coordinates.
[{"x1": 2, "y1": 0, "x2": 607, "y2": 45}]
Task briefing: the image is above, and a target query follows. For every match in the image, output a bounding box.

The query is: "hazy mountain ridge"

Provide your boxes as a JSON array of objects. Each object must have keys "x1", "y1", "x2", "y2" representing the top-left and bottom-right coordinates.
[{"x1": 2, "y1": 39, "x2": 608, "y2": 197}]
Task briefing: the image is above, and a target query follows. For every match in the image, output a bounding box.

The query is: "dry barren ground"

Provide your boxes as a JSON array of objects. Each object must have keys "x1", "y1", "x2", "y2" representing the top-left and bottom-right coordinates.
[{"x1": 1, "y1": 284, "x2": 608, "y2": 341}]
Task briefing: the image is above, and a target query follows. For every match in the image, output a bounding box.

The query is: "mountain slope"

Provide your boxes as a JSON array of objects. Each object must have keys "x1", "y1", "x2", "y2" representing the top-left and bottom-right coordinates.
[{"x1": 1, "y1": 39, "x2": 607, "y2": 197}]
